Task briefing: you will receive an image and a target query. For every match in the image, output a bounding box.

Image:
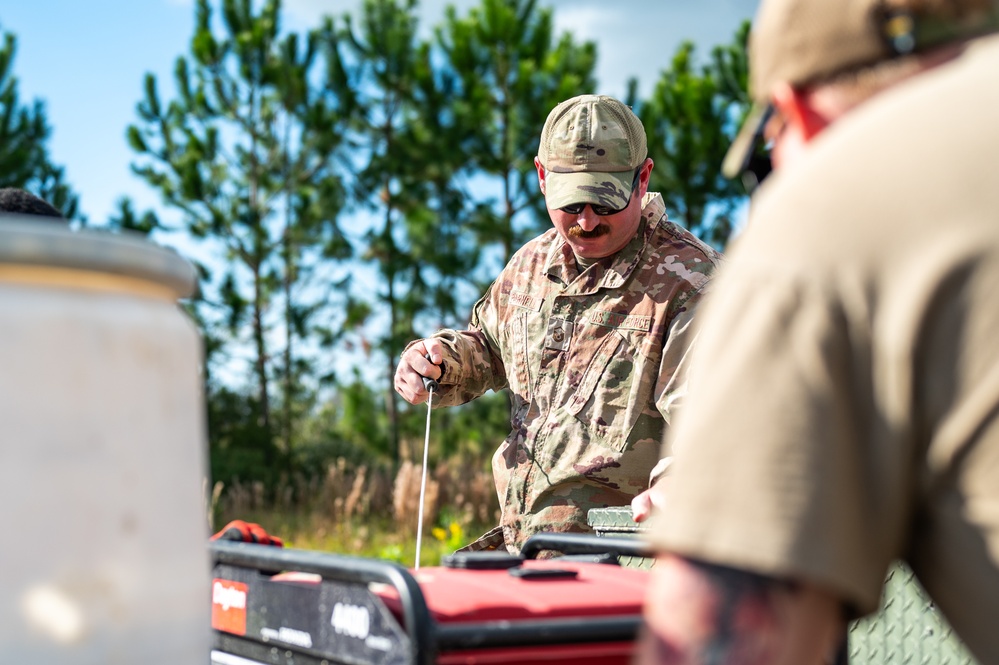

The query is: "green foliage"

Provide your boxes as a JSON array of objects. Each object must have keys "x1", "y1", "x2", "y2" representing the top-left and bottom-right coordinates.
[
  {"x1": 640, "y1": 21, "x2": 752, "y2": 248},
  {"x1": 107, "y1": 197, "x2": 162, "y2": 235},
  {"x1": 297, "y1": 369, "x2": 393, "y2": 464},
  {"x1": 399, "y1": 391, "x2": 511, "y2": 461},
  {"x1": 0, "y1": 25, "x2": 80, "y2": 219},
  {"x1": 231, "y1": 511, "x2": 467, "y2": 567},
  {"x1": 377, "y1": 543, "x2": 406, "y2": 563},
  {"x1": 432, "y1": 520, "x2": 466, "y2": 552},
  {"x1": 340, "y1": 0, "x2": 428, "y2": 461},
  {"x1": 290, "y1": 366, "x2": 509, "y2": 482},
  {"x1": 127, "y1": 0, "x2": 358, "y2": 472},
  {"x1": 437, "y1": 0, "x2": 598, "y2": 262},
  {"x1": 208, "y1": 385, "x2": 285, "y2": 489}
]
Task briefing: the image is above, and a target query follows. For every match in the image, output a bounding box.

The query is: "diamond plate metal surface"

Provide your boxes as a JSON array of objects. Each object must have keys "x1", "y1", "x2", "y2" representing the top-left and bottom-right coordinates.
[
  {"x1": 586, "y1": 506, "x2": 653, "y2": 570},
  {"x1": 849, "y1": 563, "x2": 978, "y2": 665},
  {"x1": 587, "y1": 508, "x2": 979, "y2": 664}
]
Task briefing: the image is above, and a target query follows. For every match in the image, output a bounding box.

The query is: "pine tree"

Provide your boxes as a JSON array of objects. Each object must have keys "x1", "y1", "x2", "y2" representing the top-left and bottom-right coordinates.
[
  {"x1": 437, "y1": 0, "x2": 598, "y2": 266},
  {"x1": 639, "y1": 22, "x2": 751, "y2": 247},
  {"x1": 127, "y1": 0, "x2": 356, "y2": 480},
  {"x1": 0, "y1": 26, "x2": 80, "y2": 219},
  {"x1": 340, "y1": 0, "x2": 432, "y2": 463}
]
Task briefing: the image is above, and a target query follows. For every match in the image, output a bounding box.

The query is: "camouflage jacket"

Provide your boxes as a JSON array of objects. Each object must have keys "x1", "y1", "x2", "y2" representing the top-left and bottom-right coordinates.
[{"x1": 424, "y1": 193, "x2": 720, "y2": 553}]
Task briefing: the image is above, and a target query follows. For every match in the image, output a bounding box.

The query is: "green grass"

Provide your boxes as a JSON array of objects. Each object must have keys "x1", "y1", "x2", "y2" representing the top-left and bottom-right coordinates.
[{"x1": 217, "y1": 507, "x2": 489, "y2": 568}]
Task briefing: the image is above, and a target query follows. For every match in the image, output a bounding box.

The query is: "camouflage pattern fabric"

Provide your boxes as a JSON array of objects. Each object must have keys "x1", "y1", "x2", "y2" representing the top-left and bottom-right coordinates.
[
  {"x1": 414, "y1": 193, "x2": 721, "y2": 554},
  {"x1": 456, "y1": 525, "x2": 505, "y2": 552},
  {"x1": 545, "y1": 168, "x2": 636, "y2": 214},
  {"x1": 538, "y1": 94, "x2": 648, "y2": 211}
]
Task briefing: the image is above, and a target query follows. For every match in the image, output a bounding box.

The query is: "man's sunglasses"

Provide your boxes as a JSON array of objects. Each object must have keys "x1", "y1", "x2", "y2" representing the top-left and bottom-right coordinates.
[
  {"x1": 558, "y1": 168, "x2": 642, "y2": 216},
  {"x1": 722, "y1": 104, "x2": 776, "y2": 195},
  {"x1": 736, "y1": 105, "x2": 774, "y2": 195}
]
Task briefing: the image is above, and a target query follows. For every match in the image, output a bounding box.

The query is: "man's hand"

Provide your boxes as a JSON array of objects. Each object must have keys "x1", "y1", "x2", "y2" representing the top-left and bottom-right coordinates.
[
  {"x1": 394, "y1": 338, "x2": 444, "y2": 405},
  {"x1": 632, "y1": 485, "x2": 667, "y2": 522},
  {"x1": 211, "y1": 520, "x2": 284, "y2": 547},
  {"x1": 634, "y1": 457, "x2": 672, "y2": 522},
  {"x1": 637, "y1": 554, "x2": 844, "y2": 664}
]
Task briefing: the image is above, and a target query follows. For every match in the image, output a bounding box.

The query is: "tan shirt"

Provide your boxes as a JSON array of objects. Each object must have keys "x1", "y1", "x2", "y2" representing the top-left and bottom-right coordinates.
[{"x1": 648, "y1": 34, "x2": 999, "y2": 663}]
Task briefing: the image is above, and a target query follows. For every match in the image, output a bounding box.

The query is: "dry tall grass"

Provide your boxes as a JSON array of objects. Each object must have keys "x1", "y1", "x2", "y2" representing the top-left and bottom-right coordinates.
[{"x1": 211, "y1": 455, "x2": 500, "y2": 562}]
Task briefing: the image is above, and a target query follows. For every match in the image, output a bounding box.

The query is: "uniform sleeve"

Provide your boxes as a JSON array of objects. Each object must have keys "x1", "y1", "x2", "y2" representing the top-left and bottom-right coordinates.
[
  {"x1": 654, "y1": 303, "x2": 703, "y2": 426},
  {"x1": 650, "y1": 287, "x2": 709, "y2": 486},
  {"x1": 647, "y1": 266, "x2": 912, "y2": 616},
  {"x1": 413, "y1": 281, "x2": 509, "y2": 408}
]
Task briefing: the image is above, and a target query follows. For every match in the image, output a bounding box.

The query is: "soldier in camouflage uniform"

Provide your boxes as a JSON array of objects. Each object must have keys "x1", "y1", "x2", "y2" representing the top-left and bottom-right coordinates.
[{"x1": 395, "y1": 94, "x2": 720, "y2": 554}]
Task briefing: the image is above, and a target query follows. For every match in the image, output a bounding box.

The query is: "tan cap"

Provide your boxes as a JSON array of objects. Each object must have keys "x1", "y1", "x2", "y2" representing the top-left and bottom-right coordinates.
[
  {"x1": 538, "y1": 94, "x2": 648, "y2": 211},
  {"x1": 723, "y1": 0, "x2": 999, "y2": 180}
]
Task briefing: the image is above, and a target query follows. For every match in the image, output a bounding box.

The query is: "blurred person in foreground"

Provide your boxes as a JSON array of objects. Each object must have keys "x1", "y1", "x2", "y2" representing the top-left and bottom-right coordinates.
[
  {"x1": 395, "y1": 94, "x2": 720, "y2": 554},
  {"x1": 637, "y1": 0, "x2": 999, "y2": 663}
]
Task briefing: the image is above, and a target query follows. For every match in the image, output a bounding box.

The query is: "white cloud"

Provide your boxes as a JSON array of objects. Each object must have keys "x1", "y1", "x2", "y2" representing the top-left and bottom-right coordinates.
[{"x1": 542, "y1": 1, "x2": 755, "y2": 97}]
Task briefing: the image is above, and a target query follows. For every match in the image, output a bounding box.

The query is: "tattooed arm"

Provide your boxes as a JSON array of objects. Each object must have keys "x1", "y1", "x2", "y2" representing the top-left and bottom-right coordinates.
[{"x1": 636, "y1": 554, "x2": 845, "y2": 665}]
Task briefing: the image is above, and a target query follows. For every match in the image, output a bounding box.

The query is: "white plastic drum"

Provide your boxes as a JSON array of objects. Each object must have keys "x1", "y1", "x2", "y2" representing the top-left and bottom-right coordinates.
[{"x1": 0, "y1": 215, "x2": 210, "y2": 663}]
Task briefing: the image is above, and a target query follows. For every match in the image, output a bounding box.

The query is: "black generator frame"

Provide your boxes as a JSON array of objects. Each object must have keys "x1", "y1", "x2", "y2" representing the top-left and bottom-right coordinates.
[{"x1": 210, "y1": 532, "x2": 652, "y2": 665}]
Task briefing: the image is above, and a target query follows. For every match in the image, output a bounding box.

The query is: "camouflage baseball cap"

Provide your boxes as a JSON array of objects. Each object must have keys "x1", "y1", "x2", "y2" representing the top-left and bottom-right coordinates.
[
  {"x1": 723, "y1": 0, "x2": 999, "y2": 180},
  {"x1": 538, "y1": 94, "x2": 648, "y2": 211}
]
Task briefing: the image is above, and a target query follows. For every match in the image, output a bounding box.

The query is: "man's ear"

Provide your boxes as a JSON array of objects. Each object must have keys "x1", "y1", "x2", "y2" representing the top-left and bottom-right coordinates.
[
  {"x1": 771, "y1": 81, "x2": 830, "y2": 142},
  {"x1": 639, "y1": 158, "x2": 654, "y2": 197},
  {"x1": 534, "y1": 157, "x2": 546, "y2": 195}
]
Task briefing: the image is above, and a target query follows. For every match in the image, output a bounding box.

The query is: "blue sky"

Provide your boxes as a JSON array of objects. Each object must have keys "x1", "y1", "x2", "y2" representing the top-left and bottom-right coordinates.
[{"x1": 4, "y1": 0, "x2": 758, "y2": 227}]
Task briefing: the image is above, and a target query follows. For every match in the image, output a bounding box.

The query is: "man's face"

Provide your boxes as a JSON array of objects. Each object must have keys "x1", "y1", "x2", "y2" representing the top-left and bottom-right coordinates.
[
  {"x1": 537, "y1": 160, "x2": 649, "y2": 259},
  {"x1": 767, "y1": 82, "x2": 838, "y2": 172},
  {"x1": 765, "y1": 105, "x2": 804, "y2": 171}
]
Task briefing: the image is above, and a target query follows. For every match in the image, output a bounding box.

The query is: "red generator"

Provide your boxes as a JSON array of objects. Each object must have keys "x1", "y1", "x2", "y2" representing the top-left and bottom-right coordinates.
[{"x1": 210, "y1": 532, "x2": 653, "y2": 665}]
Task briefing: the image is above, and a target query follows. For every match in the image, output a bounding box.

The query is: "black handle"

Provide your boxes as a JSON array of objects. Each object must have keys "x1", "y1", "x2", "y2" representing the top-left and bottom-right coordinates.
[
  {"x1": 421, "y1": 353, "x2": 439, "y2": 393},
  {"x1": 209, "y1": 540, "x2": 436, "y2": 665},
  {"x1": 521, "y1": 532, "x2": 652, "y2": 560}
]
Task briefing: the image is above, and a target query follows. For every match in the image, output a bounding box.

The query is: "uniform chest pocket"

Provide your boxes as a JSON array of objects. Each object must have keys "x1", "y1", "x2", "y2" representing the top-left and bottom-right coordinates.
[
  {"x1": 504, "y1": 309, "x2": 543, "y2": 401},
  {"x1": 565, "y1": 330, "x2": 649, "y2": 452}
]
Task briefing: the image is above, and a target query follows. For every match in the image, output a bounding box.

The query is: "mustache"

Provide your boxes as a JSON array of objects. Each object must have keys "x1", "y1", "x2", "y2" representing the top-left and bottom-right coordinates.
[{"x1": 567, "y1": 225, "x2": 610, "y2": 239}]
